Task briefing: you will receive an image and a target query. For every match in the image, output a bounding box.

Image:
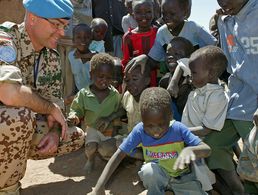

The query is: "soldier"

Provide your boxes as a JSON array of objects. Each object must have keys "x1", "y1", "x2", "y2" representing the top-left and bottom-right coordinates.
[{"x1": 0, "y1": 0, "x2": 85, "y2": 194}]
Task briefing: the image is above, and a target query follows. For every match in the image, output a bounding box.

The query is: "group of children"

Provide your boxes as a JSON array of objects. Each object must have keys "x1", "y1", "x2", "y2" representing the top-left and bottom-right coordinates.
[{"x1": 64, "y1": 0, "x2": 258, "y2": 194}]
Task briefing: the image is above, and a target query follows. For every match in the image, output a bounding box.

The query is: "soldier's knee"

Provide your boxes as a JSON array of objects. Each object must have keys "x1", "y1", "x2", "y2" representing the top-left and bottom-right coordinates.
[{"x1": 0, "y1": 107, "x2": 35, "y2": 132}]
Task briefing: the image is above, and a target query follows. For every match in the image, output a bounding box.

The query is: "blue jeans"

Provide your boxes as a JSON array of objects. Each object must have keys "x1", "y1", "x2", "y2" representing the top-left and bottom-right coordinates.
[{"x1": 138, "y1": 162, "x2": 206, "y2": 195}]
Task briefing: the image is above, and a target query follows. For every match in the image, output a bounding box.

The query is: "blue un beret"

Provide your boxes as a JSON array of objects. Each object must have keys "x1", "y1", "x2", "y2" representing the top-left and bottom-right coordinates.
[{"x1": 23, "y1": 0, "x2": 74, "y2": 19}]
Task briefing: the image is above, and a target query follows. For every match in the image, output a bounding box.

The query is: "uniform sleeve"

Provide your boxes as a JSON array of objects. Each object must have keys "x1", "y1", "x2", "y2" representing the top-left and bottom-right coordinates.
[
  {"x1": 0, "y1": 29, "x2": 22, "y2": 84},
  {"x1": 69, "y1": 90, "x2": 86, "y2": 119},
  {"x1": 0, "y1": 24, "x2": 18, "y2": 66},
  {"x1": 119, "y1": 123, "x2": 142, "y2": 156},
  {"x1": 202, "y1": 91, "x2": 228, "y2": 131},
  {"x1": 0, "y1": 65, "x2": 22, "y2": 84}
]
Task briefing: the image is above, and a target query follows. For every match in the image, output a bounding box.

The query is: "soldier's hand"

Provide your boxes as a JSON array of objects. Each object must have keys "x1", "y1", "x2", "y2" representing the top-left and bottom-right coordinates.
[
  {"x1": 37, "y1": 131, "x2": 59, "y2": 155},
  {"x1": 48, "y1": 103, "x2": 68, "y2": 140},
  {"x1": 125, "y1": 54, "x2": 148, "y2": 75}
]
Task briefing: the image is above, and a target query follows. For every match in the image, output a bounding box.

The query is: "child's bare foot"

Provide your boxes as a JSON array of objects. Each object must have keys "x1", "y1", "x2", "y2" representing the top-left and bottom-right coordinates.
[{"x1": 83, "y1": 161, "x2": 94, "y2": 173}]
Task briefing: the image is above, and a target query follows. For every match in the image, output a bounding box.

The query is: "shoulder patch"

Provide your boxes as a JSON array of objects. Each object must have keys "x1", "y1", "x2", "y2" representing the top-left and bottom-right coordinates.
[
  {"x1": 0, "y1": 21, "x2": 18, "y2": 33},
  {"x1": 0, "y1": 45, "x2": 17, "y2": 63},
  {"x1": 0, "y1": 31, "x2": 12, "y2": 43}
]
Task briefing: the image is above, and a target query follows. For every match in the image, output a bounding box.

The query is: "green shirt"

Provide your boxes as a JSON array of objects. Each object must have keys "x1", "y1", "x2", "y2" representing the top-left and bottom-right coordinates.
[{"x1": 69, "y1": 85, "x2": 121, "y2": 128}]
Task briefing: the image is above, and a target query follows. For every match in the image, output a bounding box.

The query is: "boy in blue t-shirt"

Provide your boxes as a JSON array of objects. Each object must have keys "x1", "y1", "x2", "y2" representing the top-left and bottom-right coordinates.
[{"x1": 90, "y1": 87, "x2": 210, "y2": 195}]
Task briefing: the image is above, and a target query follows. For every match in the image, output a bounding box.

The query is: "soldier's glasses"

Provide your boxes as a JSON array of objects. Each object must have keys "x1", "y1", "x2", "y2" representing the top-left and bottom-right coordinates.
[{"x1": 43, "y1": 18, "x2": 69, "y2": 31}]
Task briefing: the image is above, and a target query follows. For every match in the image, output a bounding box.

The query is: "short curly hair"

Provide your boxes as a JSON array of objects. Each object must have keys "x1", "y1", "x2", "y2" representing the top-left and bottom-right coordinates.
[
  {"x1": 90, "y1": 18, "x2": 108, "y2": 29},
  {"x1": 90, "y1": 53, "x2": 115, "y2": 72},
  {"x1": 161, "y1": 0, "x2": 191, "y2": 19},
  {"x1": 132, "y1": 0, "x2": 154, "y2": 11},
  {"x1": 72, "y1": 23, "x2": 91, "y2": 38},
  {"x1": 167, "y1": 37, "x2": 194, "y2": 58},
  {"x1": 140, "y1": 87, "x2": 172, "y2": 114},
  {"x1": 190, "y1": 46, "x2": 227, "y2": 78}
]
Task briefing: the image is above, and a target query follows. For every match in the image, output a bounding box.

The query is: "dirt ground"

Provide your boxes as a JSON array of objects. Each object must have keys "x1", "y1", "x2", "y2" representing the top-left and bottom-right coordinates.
[
  {"x1": 20, "y1": 148, "x2": 148, "y2": 195},
  {"x1": 0, "y1": 0, "x2": 24, "y2": 24}
]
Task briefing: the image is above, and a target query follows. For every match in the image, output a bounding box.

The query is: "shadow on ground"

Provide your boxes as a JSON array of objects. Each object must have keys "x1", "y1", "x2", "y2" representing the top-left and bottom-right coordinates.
[{"x1": 21, "y1": 148, "x2": 145, "y2": 195}]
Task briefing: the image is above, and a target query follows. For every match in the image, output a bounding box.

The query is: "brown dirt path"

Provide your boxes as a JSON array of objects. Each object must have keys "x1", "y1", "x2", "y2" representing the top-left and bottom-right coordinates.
[{"x1": 20, "y1": 148, "x2": 147, "y2": 195}]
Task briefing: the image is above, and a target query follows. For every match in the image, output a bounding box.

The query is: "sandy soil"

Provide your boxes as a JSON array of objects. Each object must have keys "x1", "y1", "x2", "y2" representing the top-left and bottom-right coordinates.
[
  {"x1": 20, "y1": 148, "x2": 148, "y2": 195},
  {"x1": 20, "y1": 141, "x2": 240, "y2": 195}
]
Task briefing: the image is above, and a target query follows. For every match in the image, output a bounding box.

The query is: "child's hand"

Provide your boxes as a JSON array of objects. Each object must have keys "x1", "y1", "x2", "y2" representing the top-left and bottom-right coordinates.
[
  {"x1": 253, "y1": 108, "x2": 258, "y2": 126},
  {"x1": 173, "y1": 147, "x2": 196, "y2": 170},
  {"x1": 95, "y1": 117, "x2": 111, "y2": 133},
  {"x1": 66, "y1": 116, "x2": 80, "y2": 127},
  {"x1": 167, "y1": 80, "x2": 179, "y2": 98},
  {"x1": 125, "y1": 54, "x2": 148, "y2": 75}
]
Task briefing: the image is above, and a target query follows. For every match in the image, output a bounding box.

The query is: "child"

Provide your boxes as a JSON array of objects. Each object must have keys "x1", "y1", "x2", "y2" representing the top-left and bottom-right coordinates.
[
  {"x1": 67, "y1": 53, "x2": 121, "y2": 173},
  {"x1": 121, "y1": 0, "x2": 158, "y2": 86},
  {"x1": 68, "y1": 23, "x2": 94, "y2": 92},
  {"x1": 89, "y1": 18, "x2": 108, "y2": 53},
  {"x1": 159, "y1": 37, "x2": 194, "y2": 116},
  {"x1": 215, "y1": 1, "x2": 258, "y2": 193},
  {"x1": 95, "y1": 55, "x2": 151, "y2": 160},
  {"x1": 106, "y1": 55, "x2": 151, "y2": 134},
  {"x1": 122, "y1": 55, "x2": 151, "y2": 133},
  {"x1": 90, "y1": 87, "x2": 210, "y2": 195},
  {"x1": 181, "y1": 46, "x2": 245, "y2": 194},
  {"x1": 121, "y1": 0, "x2": 138, "y2": 33},
  {"x1": 148, "y1": 0, "x2": 216, "y2": 66}
]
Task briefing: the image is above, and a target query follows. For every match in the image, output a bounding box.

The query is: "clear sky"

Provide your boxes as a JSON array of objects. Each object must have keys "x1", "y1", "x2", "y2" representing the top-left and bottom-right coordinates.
[{"x1": 189, "y1": 0, "x2": 220, "y2": 31}]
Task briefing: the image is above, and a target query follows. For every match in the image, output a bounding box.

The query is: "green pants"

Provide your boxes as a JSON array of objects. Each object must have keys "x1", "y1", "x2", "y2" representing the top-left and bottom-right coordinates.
[{"x1": 204, "y1": 119, "x2": 253, "y2": 170}]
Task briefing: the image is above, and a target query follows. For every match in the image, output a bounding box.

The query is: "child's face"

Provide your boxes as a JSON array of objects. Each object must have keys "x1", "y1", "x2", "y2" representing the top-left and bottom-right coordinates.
[
  {"x1": 124, "y1": 66, "x2": 150, "y2": 98},
  {"x1": 217, "y1": 0, "x2": 247, "y2": 15},
  {"x1": 161, "y1": 0, "x2": 186, "y2": 30},
  {"x1": 92, "y1": 24, "x2": 107, "y2": 41},
  {"x1": 142, "y1": 109, "x2": 171, "y2": 139},
  {"x1": 166, "y1": 41, "x2": 188, "y2": 72},
  {"x1": 133, "y1": 1, "x2": 154, "y2": 30},
  {"x1": 73, "y1": 27, "x2": 92, "y2": 52},
  {"x1": 91, "y1": 64, "x2": 113, "y2": 90},
  {"x1": 126, "y1": 1, "x2": 133, "y2": 15},
  {"x1": 189, "y1": 58, "x2": 210, "y2": 88}
]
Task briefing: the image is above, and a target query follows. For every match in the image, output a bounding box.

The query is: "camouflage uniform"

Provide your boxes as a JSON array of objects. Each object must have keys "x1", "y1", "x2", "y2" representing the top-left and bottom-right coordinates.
[{"x1": 0, "y1": 22, "x2": 85, "y2": 193}]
